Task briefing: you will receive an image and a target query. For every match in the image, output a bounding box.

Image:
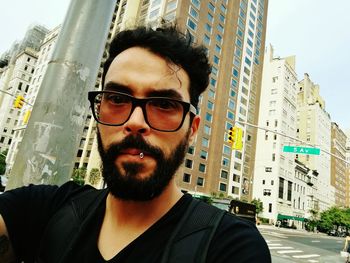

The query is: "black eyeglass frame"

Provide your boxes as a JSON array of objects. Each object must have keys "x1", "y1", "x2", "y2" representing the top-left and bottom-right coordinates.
[{"x1": 88, "y1": 91, "x2": 197, "y2": 132}]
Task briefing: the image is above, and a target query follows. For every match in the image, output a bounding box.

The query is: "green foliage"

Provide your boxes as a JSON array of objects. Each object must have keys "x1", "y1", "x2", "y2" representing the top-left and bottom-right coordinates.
[
  {"x1": 307, "y1": 206, "x2": 350, "y2": 233},
  {"x1": 251, "y1": 198, "x2": 264, "y2": 214},
  {"x1": 89, "y1": 168, "x2": 100, "y2": 185},
  {"x1": 197, "y1": 195, "x2": 213, "y2": 205},
  {"x1": 71, "y1": 167, "x2": 87, "y2": 186},
  {"x1": 0, "y1": 150, "x2": 8, "y2": 175}
]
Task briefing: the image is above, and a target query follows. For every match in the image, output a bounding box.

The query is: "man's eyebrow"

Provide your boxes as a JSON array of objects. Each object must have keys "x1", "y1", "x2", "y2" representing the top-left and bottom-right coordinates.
[
  {"x1": 104, "y1": 82, "x2": 132, "y2": 94},
  {"x1": 146, "y1": 89, "x2": 184, "y2": 101}
]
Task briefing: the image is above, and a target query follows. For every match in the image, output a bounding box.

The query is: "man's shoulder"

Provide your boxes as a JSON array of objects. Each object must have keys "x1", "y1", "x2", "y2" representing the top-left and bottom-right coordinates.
[{"x1": 208, "y1": 208, "x2": 271, "y2": 262}]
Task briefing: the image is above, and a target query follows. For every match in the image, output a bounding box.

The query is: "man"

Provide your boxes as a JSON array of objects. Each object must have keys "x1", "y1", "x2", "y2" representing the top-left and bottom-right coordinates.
[{"x1": 0, "y1": 24, "x2": 271, "y2": 262}]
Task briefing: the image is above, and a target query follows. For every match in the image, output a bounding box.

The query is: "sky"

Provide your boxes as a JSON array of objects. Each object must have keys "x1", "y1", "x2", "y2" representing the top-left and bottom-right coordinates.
[
  {"x1": 266, "y1": 0, "x2": 350, "y2": 131},
  {"x1": 0, "y1": 0, "x2": 349, "y2": 130}
]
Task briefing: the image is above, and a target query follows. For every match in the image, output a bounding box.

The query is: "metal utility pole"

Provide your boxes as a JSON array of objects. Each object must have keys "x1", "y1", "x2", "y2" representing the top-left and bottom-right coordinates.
[{"x1": 6, "y1": 0, "x2": 117, "y2": 190}]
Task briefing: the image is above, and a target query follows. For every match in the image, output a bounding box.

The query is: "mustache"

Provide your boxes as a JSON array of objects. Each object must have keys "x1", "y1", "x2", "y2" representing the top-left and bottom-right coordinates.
[{"x1": 102, "y1": 134, "x2": 164, "y2": 160}]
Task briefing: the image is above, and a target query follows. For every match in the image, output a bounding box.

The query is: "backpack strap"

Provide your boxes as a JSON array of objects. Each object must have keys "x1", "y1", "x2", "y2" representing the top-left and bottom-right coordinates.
[{"x1": 160, "y1": 198, "x2": 225, "y2": 263}]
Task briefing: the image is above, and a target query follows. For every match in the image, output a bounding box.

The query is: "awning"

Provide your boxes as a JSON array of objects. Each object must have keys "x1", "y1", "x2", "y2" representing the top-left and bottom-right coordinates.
[{"x1": 277, "y1": 214, "x2": 306, "y2": 222}]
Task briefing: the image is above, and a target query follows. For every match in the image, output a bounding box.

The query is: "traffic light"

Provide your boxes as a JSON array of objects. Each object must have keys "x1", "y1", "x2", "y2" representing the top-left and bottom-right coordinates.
[
  {"x1": 228, "y1": 127, "x2": 234, "y2": 144},
  {"x1": 227, "y1": 126, "x2": 243, "y2": 150},
  {"x1": 14, "y1": 95, "x2": 25, "y2": 109}
]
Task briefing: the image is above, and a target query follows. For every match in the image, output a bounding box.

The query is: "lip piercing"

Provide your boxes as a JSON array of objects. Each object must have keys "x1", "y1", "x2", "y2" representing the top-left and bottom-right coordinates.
[{"x1": 140, "y1": 152, "x2": 144, "y2": 159}]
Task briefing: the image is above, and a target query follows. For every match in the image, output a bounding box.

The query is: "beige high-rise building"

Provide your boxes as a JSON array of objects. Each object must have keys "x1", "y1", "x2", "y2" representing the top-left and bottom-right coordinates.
[
  {"x1": 87, "y1": 0, "x2": 269, "y2": 199},
  {"x1": 297, "y1": 73, "x2": 333, "y2": 212},
  {"x1": 330, "y1": 122, "x2": 347, "y2": 207},
  {"x1": 345, "y1": 130, "x2": 350, "y2": 207}
]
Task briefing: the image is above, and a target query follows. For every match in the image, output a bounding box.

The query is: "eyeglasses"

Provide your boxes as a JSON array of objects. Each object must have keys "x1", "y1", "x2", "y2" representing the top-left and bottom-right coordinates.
[{"x1": 88, "y1": 91, "x2": 197, "y2": 132}]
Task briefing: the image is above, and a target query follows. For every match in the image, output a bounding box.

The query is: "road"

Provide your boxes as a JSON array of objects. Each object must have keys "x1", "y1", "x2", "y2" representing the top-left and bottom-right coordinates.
[{"x1": 258, "y1": 225, "x2": 346, "y2": 263}]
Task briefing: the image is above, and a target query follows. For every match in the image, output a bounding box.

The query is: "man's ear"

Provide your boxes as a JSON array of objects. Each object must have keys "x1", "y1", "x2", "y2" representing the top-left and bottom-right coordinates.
[{"x1": 189, "y1": 115, "x2": 200, "y2": 145}]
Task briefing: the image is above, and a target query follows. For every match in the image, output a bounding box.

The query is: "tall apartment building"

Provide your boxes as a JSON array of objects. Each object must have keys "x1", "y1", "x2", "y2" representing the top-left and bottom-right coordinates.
[
  {"x1": 330, "y1": 122, "x2": 347, "y2": 207},
  {"x1": 5, "y1": 26, "x2": 61, "y2": 175},
  {"x1": 297, "y1": 73, "x2": 334, "y2": 212},
  {"x1": 85, "y1": 0, "x2": 269, "y2": 199},
  {"x1": 252, "y1": 45, "x2": 299, "y2": 224},
  {"x1": 345, "y1": 130, "x2": 350, "y2": 207},
  {"x1": 0, "y1": 25, "x2": 48, "y2": 156}
]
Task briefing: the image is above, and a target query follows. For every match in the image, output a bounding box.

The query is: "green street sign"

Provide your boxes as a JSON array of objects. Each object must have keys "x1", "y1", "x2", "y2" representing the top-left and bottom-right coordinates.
[{"x1": 283, "y1": 146, "x2": 320, "y2": 155}]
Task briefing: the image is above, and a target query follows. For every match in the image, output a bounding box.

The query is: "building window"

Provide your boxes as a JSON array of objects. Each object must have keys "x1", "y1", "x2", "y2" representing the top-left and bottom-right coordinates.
[
  {"x1": 222, "y1": 157, "x2": 229, "y2": 167},
  {"x1": 202, "y1": 138, "x2": 209, "y2": 147},
  {"x1": 191, "y1": 0, "x2": 200, "y2": 9},
  {"x1": 268, "y1": 203, "x2": 272, "y2": 213},
  {"x1": 213, "y1": 55, "x2": 220, "y2": 65},
  {"x1": 188, "y1": 146, "x2": 194, "y2": 154},
  {"x1": 208, "y1": 89, "x2": 215, "y2": 98},
  {"x1": 183, "y1": 173, "x2": 191, "y2": 183},
  {"x1": 233, "y1": 173, "x2": 240, "y2": 182},
  {"x1": 207, "y1": 101, "x2": 214, "y2": 110},
  {"x1": 199, "y1": 163, "x2": 206, "y2": 172},
  {"x1": 205, "y1": 23, "x2": 212, "y2": 33},
  {"x1": 287, "y1": 181, "x2": 292, "y2": 201},
  {"x1": 166, "y1": 0, "x2": 177, "y2": 12},
  {"x1": 228, "y1": 99, "x2": 235, "y2": 110},
  {"x1": 207, "y1": 13, "x2": 214, "y2": 23},
  {"x1": 217, "y1": 24, "x2": 224, "y2": 33},
  {"x1": 220, "y1": 170, "x2": 228, "y2": 179},
  {"x1": 205, "y1": 112, "x2": 212, "y2": 122},
  {"x1": 227, "y1": 111, "x2": 234, "y2": 120},
  {"x1": 189, "y1": 6, "x2": 199, "y2": 20},
  {"x1": 200, "y1": 150, "x2": 208, "y2": 159},
  {"x1": 197, "y1": 177, "x2": 204, "y2": 186},
  {"x1": 185, "y1": 159, "x2": 193, "y2": 168},
  {"x1": 232, "y1": 186, "x2": 239, "y2": 195},
  {"x1": 219, "y1": 182, "x2": 227, "y2": 192},
  {"x1": 208, "y1": 2, "x2": 215, "y2": 12},
  {"x1": 223, "y1": 145, "x2": 230, "y2": 155},
  {"x1": 278, "y1": 177, "x2": 284, "y2": 199},
  {"x1": 187, "y1": 18, "x2": 197, "y2": 31},
  {"x1": 204, "y1": 125, "x2": 211, "y2": 135},
  {"x1": 215, "y1": 45, "x2": 221, "y2": 54},
  {"x1": 204, "y1": 34, "x2": 211, "y2": 45}
]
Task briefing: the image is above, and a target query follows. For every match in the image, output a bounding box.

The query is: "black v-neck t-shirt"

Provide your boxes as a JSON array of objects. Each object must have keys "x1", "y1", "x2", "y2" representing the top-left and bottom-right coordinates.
[{"x1": 0, "y1": 182, "x2": 271, "y2": 262}]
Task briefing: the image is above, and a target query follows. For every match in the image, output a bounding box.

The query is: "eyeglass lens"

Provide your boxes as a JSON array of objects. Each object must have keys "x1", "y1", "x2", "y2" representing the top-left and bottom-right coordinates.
[{"x1": 94, "y1": 92, "x2": 186, "y2": 131}]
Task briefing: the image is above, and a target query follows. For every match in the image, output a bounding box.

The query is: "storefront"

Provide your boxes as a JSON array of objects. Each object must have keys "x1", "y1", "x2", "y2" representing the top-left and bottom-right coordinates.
[{"x1": 277, "y1": 214, "x2": 306, "y2": 229}]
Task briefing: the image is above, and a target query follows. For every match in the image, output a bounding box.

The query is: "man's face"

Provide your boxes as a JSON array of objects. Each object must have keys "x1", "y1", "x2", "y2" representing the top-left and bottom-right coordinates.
[{"x1": 97, "y1": 47, "x2": 200, "y2": 201}]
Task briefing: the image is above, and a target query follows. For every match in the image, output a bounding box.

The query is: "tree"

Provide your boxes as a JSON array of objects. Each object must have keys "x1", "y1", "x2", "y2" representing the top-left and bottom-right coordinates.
[
  {"x1": 71, "y1": 167, "x2": 87, "y2": 186},
  {"x1": 251, "y1": 198, "x2": 264, "y2": 214},
  {"x1": 0, "y1": 150, "x2": 8, "y2": 175},
  {"x1": 88, "y1": 168, "x2": 101, "y2": 185}
]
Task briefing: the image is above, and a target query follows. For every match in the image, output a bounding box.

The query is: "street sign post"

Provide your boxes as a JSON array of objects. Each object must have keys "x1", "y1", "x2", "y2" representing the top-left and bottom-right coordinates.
[{"x1": 283, "y1": 146, "x2": 320, "y2": 155}]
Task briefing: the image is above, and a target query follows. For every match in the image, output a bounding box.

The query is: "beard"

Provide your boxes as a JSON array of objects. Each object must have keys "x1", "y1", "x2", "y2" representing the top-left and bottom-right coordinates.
[{"x1": 97, "y1": 130, "x2": 190, "y2": 201}]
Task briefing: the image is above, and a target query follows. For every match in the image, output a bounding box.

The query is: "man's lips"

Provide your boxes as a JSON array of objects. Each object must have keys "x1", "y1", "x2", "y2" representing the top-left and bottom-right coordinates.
[{"x1": 119, "y1": 148, "x2": 150, "y2": 157}]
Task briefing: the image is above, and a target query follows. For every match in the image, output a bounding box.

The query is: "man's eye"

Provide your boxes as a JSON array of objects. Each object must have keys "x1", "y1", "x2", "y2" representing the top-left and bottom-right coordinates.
[
  {"x1": 150, "y1": 100, "x2": 181, "y2": 110},
  {"x1": 105, "y1": 94, "x2": 128, "y2": 104}
]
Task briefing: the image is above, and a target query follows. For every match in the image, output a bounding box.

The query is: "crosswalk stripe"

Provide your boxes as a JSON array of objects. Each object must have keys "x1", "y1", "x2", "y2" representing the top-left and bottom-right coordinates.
[
  {"x1": 292, "y1": 254, "x2": 320, "y2": 259},
  {"x1": 277, "y1": 250, "x2": 303, "y2": 254},
  {"x1": 269, "y1": 246, "x2": 293, "y2": 250},
  {"x1": 268, "y1": 243, "x2": 282, "y2": 246},
  {"x1": 307, "y1": 260, "x2": 319, "y2": 263},
  {"x1": 265, "y1": 239, "x2": 280, "y2": 243},
  {"x1": 311, "y1": 240, "x2": 320, "y2": 243}
]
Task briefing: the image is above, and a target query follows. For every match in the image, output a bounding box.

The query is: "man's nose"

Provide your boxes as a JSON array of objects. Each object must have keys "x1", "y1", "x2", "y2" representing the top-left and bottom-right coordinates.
[{"x1": 123, "y1": 106, "x2": 150, "y2": 134}]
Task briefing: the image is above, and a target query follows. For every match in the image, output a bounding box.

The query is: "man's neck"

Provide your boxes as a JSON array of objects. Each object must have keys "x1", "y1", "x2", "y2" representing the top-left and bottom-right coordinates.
[
  {"x1": 98, "y1": 180, "x2": 183, "y2": 260},
  {"x1": 105, "y1": 180, "x2": 183, "y2": 227}
]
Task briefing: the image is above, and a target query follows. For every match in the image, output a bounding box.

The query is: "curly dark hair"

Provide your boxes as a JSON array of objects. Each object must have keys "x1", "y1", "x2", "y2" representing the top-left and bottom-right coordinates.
[{"x1": 102, "y1": 24, "x2": 211, "y2": 108}]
